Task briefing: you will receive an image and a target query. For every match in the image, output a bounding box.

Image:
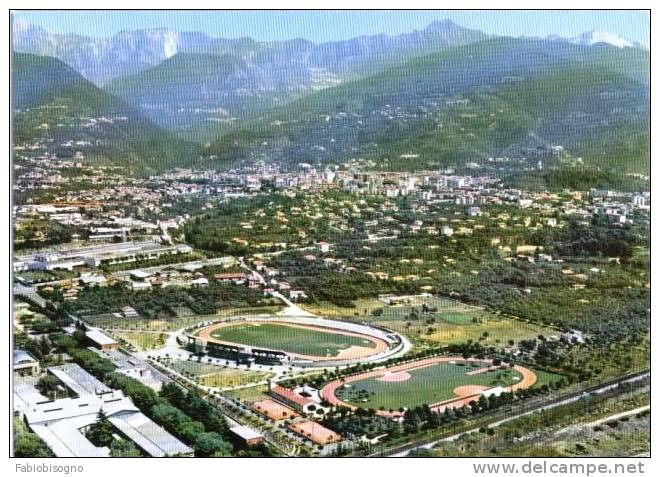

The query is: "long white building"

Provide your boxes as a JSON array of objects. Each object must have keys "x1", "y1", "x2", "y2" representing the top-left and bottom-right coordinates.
[
  {"x1": 17, "y1": 240, "x2": 193, "y2": 271},
  {"x1": 14, "y1": 364, "x2": 192, "y2": 457}
]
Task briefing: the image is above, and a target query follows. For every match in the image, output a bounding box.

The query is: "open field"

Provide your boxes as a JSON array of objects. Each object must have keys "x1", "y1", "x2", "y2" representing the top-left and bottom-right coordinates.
[
  {"x1": 82, "y1": 305, "x2": 283, "y2": 332},
  {"x1": 162, "y1": 358, "x2": 273, "y2": 388},
  {"x1": 224, "y1": 384, "x2": 271, "y2": 403},
  {"x1": 113, "y1": 331, "x2": 167, "y2": 351},
  {"x1": 13, "y1": 303, "x2": 50, "y2": 334},
  {"x1": 322, "y1": 357, "x2": 537, "y2": 417},
  {"x1": 302, "y1": 296, "x2": 550, "y2": 347},
  {"x1": 302, "y1": 296, "x2": 467, "y2": 320},
  {"x1": 387, "y1": 316, "x2": 548, "y2": 347},
  {"x1": 13, "y1": 305, "x2": 47, "y2": 325},
  {"x1": 206, "y1": 321, "x2": 377, "y2": 358},
  {"x1": 549, "y1": 412, "x2": 650, "y2": 457},
  {"x1": 530, "y1": 369, "x2": 566, "y2": 389}
]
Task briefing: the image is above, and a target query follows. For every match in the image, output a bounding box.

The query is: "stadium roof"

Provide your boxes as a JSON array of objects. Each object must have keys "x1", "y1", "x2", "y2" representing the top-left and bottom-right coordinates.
[
  {"x1": 130, "y1": 270, "x2": 152, "y2": 279},
  {"x1": 481, "y1": 386, "x2": 507, "y2": 397}
]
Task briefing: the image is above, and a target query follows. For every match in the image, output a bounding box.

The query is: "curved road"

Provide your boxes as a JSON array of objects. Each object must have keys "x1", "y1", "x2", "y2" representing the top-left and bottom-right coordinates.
[{"x1": 239, "y1": 258, "x2": 316, "y2": 317}]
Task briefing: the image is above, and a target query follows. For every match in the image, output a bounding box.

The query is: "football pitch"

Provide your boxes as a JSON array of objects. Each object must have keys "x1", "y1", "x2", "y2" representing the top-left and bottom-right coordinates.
[
  {"x1": 334, "y1": 360, "x2": 523, "y2": 411},
  {"x1": 208, "y1": 322, "x2": 377, "y2": 357}
]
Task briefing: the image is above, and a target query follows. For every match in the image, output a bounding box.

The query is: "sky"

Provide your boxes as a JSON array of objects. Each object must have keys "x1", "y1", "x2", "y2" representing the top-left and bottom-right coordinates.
[{"x1": 13, "y1": 10, "x2": 650, "y2": 47}]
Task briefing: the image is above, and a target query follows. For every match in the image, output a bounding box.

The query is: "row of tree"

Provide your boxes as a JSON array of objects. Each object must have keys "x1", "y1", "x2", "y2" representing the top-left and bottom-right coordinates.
[
  {"x1": 59, "y1": 281, "x2": 271, "y2": 319},
  {"x1": 52, "y1": 336, "x2": 234, "y2": 457}
]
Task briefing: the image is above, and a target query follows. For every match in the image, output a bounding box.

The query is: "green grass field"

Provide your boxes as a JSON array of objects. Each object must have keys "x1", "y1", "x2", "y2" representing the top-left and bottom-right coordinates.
[
  {"x1": 225, "y1": 384, "x2": 271, "y2": 403},
  {"x1": 303, "y1": 295, "x2": 550, "y2": 347},
  {"x1": 162, "y1": 358, "x2": 273, "y2": 388},
  {"x1": 209, "y1": 322, "x2": 376, "y2": 357},
  {"x1": 113, "y1": 331, "x2": 167, "y2": 351},
  {"x1": 335, "y1": 360, "x2": 522, "y2": 411},
  {"x1": 530, "y1": 369, "x2": 566, "y2": 389}
]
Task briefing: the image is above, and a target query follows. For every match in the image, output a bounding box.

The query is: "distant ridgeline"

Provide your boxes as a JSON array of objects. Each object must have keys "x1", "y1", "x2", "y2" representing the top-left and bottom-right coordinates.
[
  {"x1": 12, "y1": 53, "x2": 198, "y2": 175},
  {"x1": 12, "y1": 21, "x2": 649, "y2": 189}
]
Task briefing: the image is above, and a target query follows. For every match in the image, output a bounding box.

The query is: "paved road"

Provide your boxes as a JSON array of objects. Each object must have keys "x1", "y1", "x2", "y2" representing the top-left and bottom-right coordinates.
[
  {"x1": 150, "y1": 358, "x2": 309, "y2": 455},
  {"x1": 271, "y1": 291, "x2": 317, "y2": 317},
  {"x1": 385, "y1": 371, "x2": 650, "y2": 457},
  {"x1": 254, "y1": 246, "x2": 315, "y2": 258},
  {"x1": 239, "y1": 259, "x2": 316, "y2": 317}
]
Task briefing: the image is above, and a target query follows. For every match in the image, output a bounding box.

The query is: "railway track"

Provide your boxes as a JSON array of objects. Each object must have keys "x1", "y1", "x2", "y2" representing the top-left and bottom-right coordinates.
[{"x1": 356, "y1": 370, "x2": 650, "y2": 457}]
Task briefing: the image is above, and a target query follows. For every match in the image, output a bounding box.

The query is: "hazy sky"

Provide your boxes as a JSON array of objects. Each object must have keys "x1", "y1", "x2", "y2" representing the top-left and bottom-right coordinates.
[{"x1": 14, "y1": 10, "x2": 650, "y2": 47}]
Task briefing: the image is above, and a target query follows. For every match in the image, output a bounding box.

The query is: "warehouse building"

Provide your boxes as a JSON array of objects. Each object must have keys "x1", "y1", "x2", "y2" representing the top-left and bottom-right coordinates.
[
  {"x1": 19, "y1": 240, "x2": 193, "y2": 271},
  {"x1": 14, "y1": 364, "x2": 192, "y2": 457},
  {"x1": 13, "y1": 349, "x2": 40, "y2": 376},
  {"x1": 85, "y1": 329, "x2": 119, "y2": 351},
  {"x1": 229, "y1": 425, "x2": 263, "y2": 446}
]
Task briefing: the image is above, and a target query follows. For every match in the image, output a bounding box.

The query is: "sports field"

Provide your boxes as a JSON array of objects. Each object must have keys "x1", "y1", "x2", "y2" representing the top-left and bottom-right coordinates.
[
  {"x1": 203, "y1": 321, "x2": 382, "y2": 359},
  {"x1": 322, "y1": 357, "x2": 537, "y2": 416}
]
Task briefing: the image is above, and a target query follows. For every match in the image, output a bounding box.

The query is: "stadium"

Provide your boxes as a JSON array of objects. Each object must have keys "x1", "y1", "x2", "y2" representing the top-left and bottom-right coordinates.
[
  {"x1": 182, "y1": 316, "x2": 410, "y2": 368},
  {"x1": 320, "y1": 356, "x2": 537, "y2": 417}
]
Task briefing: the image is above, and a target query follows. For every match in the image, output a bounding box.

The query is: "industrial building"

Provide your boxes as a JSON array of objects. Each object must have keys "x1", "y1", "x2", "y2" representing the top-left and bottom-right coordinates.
[
  {"x1": 13, "y1": 364, "x2": 192, "y2": 457},
  {"x1": 85, "y1": 329, "x2": 119, "y2": 351},
  {"x1": 229, "y1": 425, "x2": 264, "y2": 447},
  {"x1": 16, "y1": 240, "x2": 193, "y2": 272},
  {"x1": 13, "y1": 350, "x2": 40, "y2": 376}
]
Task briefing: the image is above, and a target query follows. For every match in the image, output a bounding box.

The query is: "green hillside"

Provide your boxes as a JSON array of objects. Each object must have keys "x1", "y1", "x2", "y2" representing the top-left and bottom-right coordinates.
[
  {"x1": 107, "y1": 53, "x2": 244, "y2": 92},
  {"x1": 12, "y1": 52, "x2": 199, "y2": 174},
  {"x1": 202, "y1": 38, "x2": 649, "y2": 188}
]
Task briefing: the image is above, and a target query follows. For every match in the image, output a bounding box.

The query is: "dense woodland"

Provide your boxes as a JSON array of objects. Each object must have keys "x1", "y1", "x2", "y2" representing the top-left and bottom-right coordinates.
[{"x1": 54, "y1": 282, "x2": 275, "y2": 318}]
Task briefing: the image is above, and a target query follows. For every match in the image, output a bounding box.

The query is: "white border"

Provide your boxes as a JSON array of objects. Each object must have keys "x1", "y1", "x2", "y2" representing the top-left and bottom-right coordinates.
[{"x1": 1, "y1": 2, "x2": 655, "y2": 476}]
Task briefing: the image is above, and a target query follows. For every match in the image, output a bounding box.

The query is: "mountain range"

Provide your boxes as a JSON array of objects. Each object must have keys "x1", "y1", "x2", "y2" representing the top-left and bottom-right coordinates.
[
  {"x1": 202, "y1": 38, "x2": 649, "y2": 178},
  {"x1": 568, "y1": 30, "x2": 638, "y2": 48},
  {"x1": 14, "y1": 19, "x2": 492, "y2": 135},
  {"x1": 12, "y1": 19, "x2": 650, "y2": 188},
  {"x1": 12, "y1": 52, "x2": 196, "y2": 174}
]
